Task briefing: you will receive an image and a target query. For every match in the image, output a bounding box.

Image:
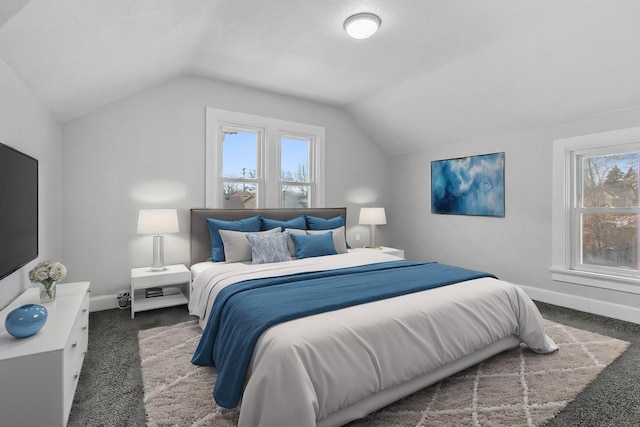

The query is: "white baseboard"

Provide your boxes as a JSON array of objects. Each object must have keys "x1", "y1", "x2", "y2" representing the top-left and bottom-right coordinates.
[
  {"x1": 518, "y1": 284, "x2": 640, "y2": 325},
  {"x1": 89, "y1": 293, "x2": 118, "y2": 312}
]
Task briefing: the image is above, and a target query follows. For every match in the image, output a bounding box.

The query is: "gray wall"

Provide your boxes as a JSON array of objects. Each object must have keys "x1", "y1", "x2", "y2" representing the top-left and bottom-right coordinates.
[
  {"x1": 389, "y1": 106, "x2": 640, "y2": 319},
  {"x1": 0, "y1": 55, "x2": 62, "y2": 310},
  {"x1": 62, "y1": 75, "x2": 390, "y2": 298},
  {"x1": 3, "y1": 56, "x2": 638, "y2": 320}
]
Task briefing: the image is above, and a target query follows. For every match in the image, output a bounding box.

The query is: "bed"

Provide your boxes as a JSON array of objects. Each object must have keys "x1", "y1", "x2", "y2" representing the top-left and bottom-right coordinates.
[{"x1": 188, "y1": 208, "x2": 558, "y2": 427}]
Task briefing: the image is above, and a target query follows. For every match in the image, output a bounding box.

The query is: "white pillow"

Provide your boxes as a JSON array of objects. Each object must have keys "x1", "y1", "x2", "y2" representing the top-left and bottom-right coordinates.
[
  {"x1": 219, "y1": 227, "x2": 280, "y2": 263},
  {"x1": 284, "y1": 228, "x2": 307, "y2": 258},
  {"x1": 305, "y1": 226, "x2": 348, "y2": 254}
]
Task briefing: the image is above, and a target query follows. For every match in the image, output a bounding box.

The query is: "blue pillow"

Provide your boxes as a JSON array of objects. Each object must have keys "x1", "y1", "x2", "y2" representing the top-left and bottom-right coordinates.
[
  {"x1": 305, "y1": 214, "x2": 345, "y2": 230},
  {"x1": 246, "y1": 231, "x2": 292, "y2": 264},
  {"x1": 290, "y1": 232, "x2": 338, "y2": 259},
  {"x1": 206, "y1": 215, "x2": 262, "y2": 262},
  {"x1": 262, "y1": 215, "x2": 306, "y2": 231},
  {"x1": 305, "y1": 214, "x2": 350, "y2": 248}
]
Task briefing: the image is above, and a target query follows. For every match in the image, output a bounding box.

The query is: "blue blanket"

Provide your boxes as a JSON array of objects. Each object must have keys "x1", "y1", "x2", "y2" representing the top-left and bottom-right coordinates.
[{"x1": 191, "y1": 260, "x2": 495, "y2": 408}]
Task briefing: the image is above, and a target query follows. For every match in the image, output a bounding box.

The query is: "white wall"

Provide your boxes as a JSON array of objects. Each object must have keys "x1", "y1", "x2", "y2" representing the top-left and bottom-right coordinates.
[
  {"x1": 0, "y1": 55, "x2": 62, "y2": 310},
  {"x1": 389, "y1": 107, "x2": 640, "y2": 322},
  {"x1": 62, "y1": 75, "x2": 389, "y2": 301}
]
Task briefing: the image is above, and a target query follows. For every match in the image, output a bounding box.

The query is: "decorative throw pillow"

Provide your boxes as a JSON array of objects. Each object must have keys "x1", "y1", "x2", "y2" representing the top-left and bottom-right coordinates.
[
  {"x1": 219, "y1": 228, "x2": 280, "y2": 263},
  {"x1": 306, "y1": 226, "x2": 348, "y2": 254},
  {"x1": 246, "y1": 231, "x2": 292, "y2": 264},
  {"x1": 305, "y1": 214, "x2": 345, "y2": 230},
  {"x1": 205, "y1": 215, "x2": 262, "y2": 262},
  {"x1": 290, "y1": 232, "x2": 338, "y2": 259},
  {"x1": 305, "y1": 215, "x2": 351, "y2": 248},
  {"x1": 284, "y1": 228, "x2": 307, "y2": 257},
  {"x1": 261, "y1": 216, "x2": 307, "y2": 231}
]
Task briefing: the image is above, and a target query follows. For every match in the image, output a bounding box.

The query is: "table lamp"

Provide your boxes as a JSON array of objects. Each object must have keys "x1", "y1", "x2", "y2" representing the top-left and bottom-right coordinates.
[
  {"x1": 359, "y1": 207, "x2": 386, "y2": 249},
  {"x1": 137, "y1": 209, "x2": 179, "y2": 271}
]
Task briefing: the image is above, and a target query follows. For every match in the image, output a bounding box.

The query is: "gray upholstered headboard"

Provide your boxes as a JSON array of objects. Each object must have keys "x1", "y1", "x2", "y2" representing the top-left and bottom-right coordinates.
[{"x1": 190, "y1": 208, "x2": 347, "y2": 266}]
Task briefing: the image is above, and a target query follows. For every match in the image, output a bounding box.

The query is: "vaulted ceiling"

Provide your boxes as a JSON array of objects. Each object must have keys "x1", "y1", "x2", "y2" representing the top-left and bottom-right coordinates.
[{"x1": 1, "y1": 0, "x2": 639, "y2": 155}]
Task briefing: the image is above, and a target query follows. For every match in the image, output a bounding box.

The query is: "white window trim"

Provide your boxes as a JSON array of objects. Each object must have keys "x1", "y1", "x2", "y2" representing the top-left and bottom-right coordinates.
[
  {"x1": 551, "y1": 126, "x2": 640, "y2": 294},
  {"x1": 205, "y1": 108, "x2": 325, "y2": 209}
]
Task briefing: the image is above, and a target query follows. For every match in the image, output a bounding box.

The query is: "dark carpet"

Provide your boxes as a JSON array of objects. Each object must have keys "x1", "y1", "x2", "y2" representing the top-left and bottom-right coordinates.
[{"x1": 67, "y1": 302, "x2": 640, "y2": 426}]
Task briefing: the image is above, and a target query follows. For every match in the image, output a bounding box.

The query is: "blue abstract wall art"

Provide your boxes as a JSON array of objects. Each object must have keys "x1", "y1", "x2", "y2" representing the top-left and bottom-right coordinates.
[{"x1": 431, "y1": 152, "x2": 505, "y2": 217}]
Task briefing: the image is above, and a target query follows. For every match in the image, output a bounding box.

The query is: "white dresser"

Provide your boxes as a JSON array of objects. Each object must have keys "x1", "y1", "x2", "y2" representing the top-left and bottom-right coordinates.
[{"x1": 0, "y1": 281, "x2": 90, "y2": 427}]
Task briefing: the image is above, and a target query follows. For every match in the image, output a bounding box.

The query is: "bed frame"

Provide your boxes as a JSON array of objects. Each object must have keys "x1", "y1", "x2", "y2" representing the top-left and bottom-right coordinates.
[{"x1": 190, "y1": 207, "x2": 347, "y2": 266}]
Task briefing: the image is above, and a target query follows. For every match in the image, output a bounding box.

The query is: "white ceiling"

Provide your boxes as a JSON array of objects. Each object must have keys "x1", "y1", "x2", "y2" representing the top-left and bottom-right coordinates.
[{"x1": 1, "y1": 0, "x2": 639, "y2": 155}]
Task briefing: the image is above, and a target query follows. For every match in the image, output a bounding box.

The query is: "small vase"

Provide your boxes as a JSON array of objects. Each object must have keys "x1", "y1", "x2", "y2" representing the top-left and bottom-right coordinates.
[
  {"x1": 5, "y1": 304, "x2": 48, "y2": 338},
  {"x1": 39, "y1": 281, "x2": 56, "y2": 304}
]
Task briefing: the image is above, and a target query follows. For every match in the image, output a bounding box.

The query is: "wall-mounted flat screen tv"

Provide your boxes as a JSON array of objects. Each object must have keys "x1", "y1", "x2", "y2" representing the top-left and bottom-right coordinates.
[{"x1": 0, "y1": 143, "x2": 38, "y2": 280}]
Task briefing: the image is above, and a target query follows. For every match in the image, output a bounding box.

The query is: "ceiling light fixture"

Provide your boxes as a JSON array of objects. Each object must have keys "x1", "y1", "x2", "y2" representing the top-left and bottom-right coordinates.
[{"x1": 344, "y1": 13, "x2": 381, "y2": 40}]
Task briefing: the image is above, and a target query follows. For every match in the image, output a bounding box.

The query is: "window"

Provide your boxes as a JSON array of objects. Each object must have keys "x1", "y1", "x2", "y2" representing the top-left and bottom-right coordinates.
[
  {"x1": 552, "y1": 126, "x2": 640, "y2": 293},
  {"x1": 575, "y1": 150, "x2": 639, "y2": 272},
  {"x1": 220, "y1": 127, "x2": 261, "y2": 208},
  {"x1": 206, "y1": 108, "x2": 325, "y2": 209},
  {"x1": 280, "y1": 135, "x2": 311, "y2": 208}
]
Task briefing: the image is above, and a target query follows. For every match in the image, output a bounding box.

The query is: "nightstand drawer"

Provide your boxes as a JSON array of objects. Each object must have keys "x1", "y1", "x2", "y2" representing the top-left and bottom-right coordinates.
[
  {"x1": 380, "y1": 247, "x2": 404, "y2": 258},
  {"x1": 132, "y1": 271, "x2": 190, "y2": 288},
  {"x1": 353, "y1": 247, "x2": 405, "y2": 259}
]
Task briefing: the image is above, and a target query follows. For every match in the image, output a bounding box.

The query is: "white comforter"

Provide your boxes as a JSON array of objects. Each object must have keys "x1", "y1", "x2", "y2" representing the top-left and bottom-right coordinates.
[{"x1": 190, "y1": 251, "x2": 557, "y2": 427}]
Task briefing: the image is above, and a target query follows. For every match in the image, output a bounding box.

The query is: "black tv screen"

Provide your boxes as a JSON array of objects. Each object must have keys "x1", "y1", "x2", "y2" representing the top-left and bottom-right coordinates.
[{"x1": 0, "y1": 143, "x2": 38, "y2": 280}]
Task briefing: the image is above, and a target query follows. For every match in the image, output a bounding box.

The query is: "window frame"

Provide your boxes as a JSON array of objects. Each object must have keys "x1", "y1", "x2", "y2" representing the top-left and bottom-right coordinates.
[
  {"x1": 219, "y1": 123, "x2": 265, "y2": 208},
  {"x1": 552, "y1": 126, "x2": 640, "y2": 294},
  {"x1": 278, "y1": 130, "x2": 315, "y2": 208},
  {"x1": 205, "y1": 108, "x2": 325, "y2": 209},
  {"x1": 571, "y1": 146, "x2": 640, "y2": 275}
]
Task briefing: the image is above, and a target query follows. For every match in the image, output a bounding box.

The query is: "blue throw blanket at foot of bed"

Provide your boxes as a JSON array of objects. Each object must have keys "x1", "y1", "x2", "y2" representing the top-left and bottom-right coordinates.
[{"x1": 192, "y1": 260, "x2": 495, "y2": 408}]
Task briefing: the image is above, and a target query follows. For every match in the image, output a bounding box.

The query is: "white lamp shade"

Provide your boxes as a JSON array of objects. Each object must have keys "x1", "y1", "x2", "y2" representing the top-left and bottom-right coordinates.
[
  {"x1": 359, "y1": 207, "x2": 387, "y2": 225},
  {"x1": 137, "y1": 209, "x2": 179, "y2": 235}
]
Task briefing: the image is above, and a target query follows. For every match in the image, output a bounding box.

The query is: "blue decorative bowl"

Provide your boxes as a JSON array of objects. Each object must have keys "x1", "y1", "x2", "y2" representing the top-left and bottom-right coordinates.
[{"x1": 4, "y1": 304, "x2": 48, "y2": 338}]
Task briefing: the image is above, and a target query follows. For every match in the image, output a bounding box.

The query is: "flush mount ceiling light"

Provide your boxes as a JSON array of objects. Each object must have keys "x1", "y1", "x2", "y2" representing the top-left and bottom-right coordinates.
[{"x1": 344, "y1": 13, "x2": 381, "y2": 39}]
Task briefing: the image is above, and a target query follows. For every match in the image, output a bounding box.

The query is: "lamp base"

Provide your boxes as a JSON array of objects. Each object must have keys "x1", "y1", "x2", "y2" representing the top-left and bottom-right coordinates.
[
  {"x1": 367, "y1": 224, "x2": 381, "y2": 249},
  {"x1": 151, "y1": 235, "x2": 166, "y2": 271}
]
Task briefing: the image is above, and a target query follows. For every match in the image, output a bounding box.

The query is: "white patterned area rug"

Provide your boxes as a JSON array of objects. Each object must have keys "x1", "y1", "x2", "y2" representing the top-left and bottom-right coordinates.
[{"x1": 138, "y1": 320, "x2": 629, "y2": 427}]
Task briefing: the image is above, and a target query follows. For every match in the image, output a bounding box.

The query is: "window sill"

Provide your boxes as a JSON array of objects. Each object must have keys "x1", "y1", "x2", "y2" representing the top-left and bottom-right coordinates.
[{"x1": 550, "y1": 266, "x2": 640, "y2": 295}]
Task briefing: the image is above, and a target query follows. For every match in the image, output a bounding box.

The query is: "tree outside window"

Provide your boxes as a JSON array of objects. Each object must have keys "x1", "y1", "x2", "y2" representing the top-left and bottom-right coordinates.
[{"x1": 579, "y1": 152, "x2": 639, "y2": 270}]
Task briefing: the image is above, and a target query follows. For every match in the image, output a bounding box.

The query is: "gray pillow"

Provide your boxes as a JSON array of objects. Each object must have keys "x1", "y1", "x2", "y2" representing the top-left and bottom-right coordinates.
[
  {"x1": 219, "y1": 227, "x2": 280, "y2": 263},
  {"x1": 306, "y1": 226, "x2": 348, "y2": 254},
  {"x1": 246, "y1": 231, "x2": 292, "y2": 264}
]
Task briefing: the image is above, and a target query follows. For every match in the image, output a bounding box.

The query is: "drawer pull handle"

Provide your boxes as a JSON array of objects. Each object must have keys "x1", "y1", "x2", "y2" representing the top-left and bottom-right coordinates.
[
  {"x1": 82, "y1": 325, "x2": 88, "y2": 331},
  {"x1": 74, "y1": 372, "x2": 79, "y2": 380},
  {"x1": 71, "y1": 341, "x2": 78, "y2": 348},
  {"x1": 82, "y1": 308, "x2": 88, "y2": 313}
]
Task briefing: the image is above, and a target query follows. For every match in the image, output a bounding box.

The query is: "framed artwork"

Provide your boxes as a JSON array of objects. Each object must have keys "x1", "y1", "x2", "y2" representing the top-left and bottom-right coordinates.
[{"x1": 431, "y1": 152, "x2": 505, "y2": 217}]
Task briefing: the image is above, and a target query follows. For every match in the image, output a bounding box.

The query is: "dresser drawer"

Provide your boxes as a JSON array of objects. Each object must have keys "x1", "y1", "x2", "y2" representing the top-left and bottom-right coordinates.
[{"x1": 63, "y1": 288, "x2": 90, "y2": 417}]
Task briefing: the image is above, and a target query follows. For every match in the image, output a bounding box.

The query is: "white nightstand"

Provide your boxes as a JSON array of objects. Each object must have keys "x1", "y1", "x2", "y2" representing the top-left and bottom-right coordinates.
[
  {"x1": 131, "y1": 264, "x2": 190, "y2": 319},
  {"x1": 359, "y1": 246, "x2": 405, "y2": 258}
]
